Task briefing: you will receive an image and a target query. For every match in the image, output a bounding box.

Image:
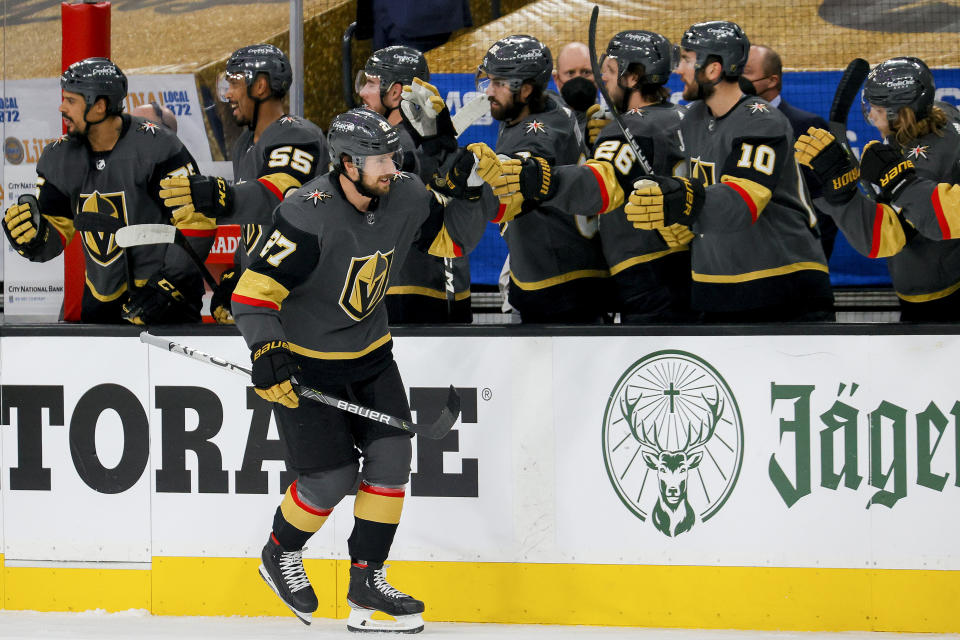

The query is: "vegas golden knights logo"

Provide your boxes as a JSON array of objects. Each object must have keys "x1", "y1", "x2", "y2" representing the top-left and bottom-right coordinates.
[
  {"x1": 339, "y1": 250, "x2": 395, "y2": 321},
  {"x1": 79, "y1": 191, "x2": 127, "y2": 267},
  {"x1": 690, "y1": 157, "x2": 716, "y2": 187}
]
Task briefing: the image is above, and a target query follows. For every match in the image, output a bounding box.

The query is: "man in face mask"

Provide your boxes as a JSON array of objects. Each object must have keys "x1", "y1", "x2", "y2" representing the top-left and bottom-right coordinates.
[{"x1": 552, "y1": 42, "x2": 598, "y2": 134}]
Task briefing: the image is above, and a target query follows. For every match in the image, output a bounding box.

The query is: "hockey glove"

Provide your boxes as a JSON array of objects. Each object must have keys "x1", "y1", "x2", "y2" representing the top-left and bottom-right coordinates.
[
  {"x1": 859, "y1": 140, "x2": 917, "y2": 202},
  {"x1": 794, "y1": 127, "x2": 860, "y2": 205},
  {"x1": 400, "y1": 77, "x2": 458, "y2": 158},
  {"x1": 159, "y1": 175, "x2": 234, "y2": 224},
  {"x1": 626, "y1": 176, "x2": 705, "y2": 230},
  {"x1": 494, "y1": 156, "x2": 556, "y2": 201},
  {"x1": 586, "y1": 104, "x2": 611, "y2": 147},
  {"x1": 122, "y1": 273, "x2": 200, "y2": 326},
  {"x1": 4, "y1": 195, "x2": 51, "y2": 259},
  {"x1": 433, "y1": 143, "x2": 501, "y2": 200},
  {"x1": 210, "y1": 266, "x2": 238, "y2": 325},
  {"x1": 251, "y1": 340, "x2": 300, "y2": 408},
  {"x1": 658, "y1": 223, "x2": 695, "y2": 248}
]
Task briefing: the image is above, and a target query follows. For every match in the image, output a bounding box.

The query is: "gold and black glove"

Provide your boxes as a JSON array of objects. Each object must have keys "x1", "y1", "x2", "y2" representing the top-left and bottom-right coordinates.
[
  {"x1": 122, "y1": 273, "x2": 200, "y2": 325},
  {"x1": 794, "y1": 127, "x2": 860, "y2": 205},
  {"x1": 210, "y1": 267, "x2": 238, "y2": 325},
  {"x1": 3, "y1": 195, "x2": 50, "y2": 259},
  {"x1": 586, "y1": 104, "x2": 611, "y2": 147},
  {"x1": 250, "y1": 340, "x2": 300, "y2": 408},
  {"x1": 159, "y1": 175, "x2": 234, "y2": 225},
  {"x1": 859, "y1": 140, "x2": 917, "y2": 202},
  {"x1": 625, "y1": 176, "x2": 705, "y2": 230}
]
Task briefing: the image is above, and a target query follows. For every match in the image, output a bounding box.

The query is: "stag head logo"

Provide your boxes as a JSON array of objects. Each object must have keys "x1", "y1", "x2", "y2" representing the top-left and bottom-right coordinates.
[{"x1": 602, "y1": 350, "x2": 744, "y2": 537}]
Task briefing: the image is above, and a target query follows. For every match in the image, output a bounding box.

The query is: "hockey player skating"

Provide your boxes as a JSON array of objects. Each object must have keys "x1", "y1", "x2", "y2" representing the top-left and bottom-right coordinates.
[
  {"x1": 795, "y1": 57, "x2": 960, "y2": 320},
  {"x1": 230, "y1": 108, "x2": 487, "y2": 632},
  {"x1": 158, "y1": 44, "x2": 327, "y2": 324},
  {"x1": 475, "y1": 34, "x2": 610, "y2": 323},
  {"x1": 499, "y1": 30, "x2": 695, "y2": 322},
  {"x1": 2, "y1": 57, "x2": 214, "y2": 323},
  {"x1": 625, "y1": 21, "x2": 834, "y2": 322}
]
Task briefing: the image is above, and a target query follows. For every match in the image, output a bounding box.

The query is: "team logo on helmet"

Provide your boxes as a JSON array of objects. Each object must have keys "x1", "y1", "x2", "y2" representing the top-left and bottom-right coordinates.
[
  {"x1": 602, "y1": 350, "x2": 744, "y2": 537},
  {"x1": 339, "y1": 250, "x2": 395, "y2": 321},
  {"x1": 78, "y1": 191, "x2": 127, "y2": 267}
]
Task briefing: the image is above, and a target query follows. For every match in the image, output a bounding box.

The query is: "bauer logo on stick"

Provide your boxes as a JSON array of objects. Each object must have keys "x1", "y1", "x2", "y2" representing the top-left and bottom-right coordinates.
[{"x1": 602, "y1": 350, "x2": 744, "y2": 537}]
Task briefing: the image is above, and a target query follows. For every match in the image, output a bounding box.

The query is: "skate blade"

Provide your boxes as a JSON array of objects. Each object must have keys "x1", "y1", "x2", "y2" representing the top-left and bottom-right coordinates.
[
  {"x1": 347, "y1": 605, "x2": 424, "y2": 634},
  {"x1": 258, "y1": 563, "x2": 313, "y2": 626}
]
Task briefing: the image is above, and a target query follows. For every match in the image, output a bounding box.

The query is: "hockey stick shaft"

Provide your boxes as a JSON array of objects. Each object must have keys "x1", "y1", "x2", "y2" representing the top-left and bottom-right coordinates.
[
  {"x1": 588, "y1": 5, "x2": 653, "y2": 175},
  {"x1": 116, "y1": 224, "x2": 219, "y2": 289},
  {"x1": 139, "y1": 332, "x2": 461, "y2": 440}
]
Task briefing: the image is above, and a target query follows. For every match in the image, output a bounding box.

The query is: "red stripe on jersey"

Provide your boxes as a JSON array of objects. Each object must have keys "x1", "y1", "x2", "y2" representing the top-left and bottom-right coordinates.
[
  {"x1": 290, "y1": 480, "x2": 333, "y2": 516},
  {"x1": 724, "y1": 182, "x2": 758, "y2": 223},
  {"x1": 179, "y1": 227, "x2": 217, "y2": 238},
  {"x1": 868, "y1": 203, "x2": 884, "y2": 259},
  {"x1": 585, "y1": 164, "x2": 610, "y2": 214},
  {"x1": 259, "y1": 177, "x2": 284, "y2": 201},
  {"x1": 491, "y1": 203, "x2": 507, "y2": 223},
  {"x1": 358, "y1": 482, "x2": 405, "y2": 497},
  {"x1": 231, "y1": 292, "x2": 279, "y2": 310},
  {"x1": 453, "y1": 242, "x2": 463, "y2": 257},
  {"x1": 932, "y1": 187, "x2": 952, "y2": 240}
]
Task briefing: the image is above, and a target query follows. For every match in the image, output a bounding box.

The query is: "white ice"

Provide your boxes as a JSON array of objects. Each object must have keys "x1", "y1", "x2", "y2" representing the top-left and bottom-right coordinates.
[{"x1": 0, "y1": 611, "x2": 956, "y2": 640}]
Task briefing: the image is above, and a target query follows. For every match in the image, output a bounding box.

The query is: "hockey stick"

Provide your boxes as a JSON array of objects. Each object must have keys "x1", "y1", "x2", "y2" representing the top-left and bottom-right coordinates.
[
  {"x1": 139, "y1": 332, "x2": 462, "y2": 440},
  {"x1": 452, "y1": 93, "x2": 490, "y2": 138},
  {"x1": 116, "y1": 223, "x2": 218, "y2": 289},
  {"x1": 588, "y1": 4, "x2": 653, "y2": 174},
  {"x1": 828, "y1": 58, "x2": 870, "y2": 155}
]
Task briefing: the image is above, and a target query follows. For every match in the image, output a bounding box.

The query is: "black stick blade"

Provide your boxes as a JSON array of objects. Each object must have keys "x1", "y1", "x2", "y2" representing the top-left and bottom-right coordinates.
[
  {"x1": 830, "y1": 58, "x2": 870, "y2": 126},
  {"x1": 73, "y1": 211, "x2": 123, "y2": 233},
  {"x1": 418, "y1": 385, "x2": 462, "y2": 440}
]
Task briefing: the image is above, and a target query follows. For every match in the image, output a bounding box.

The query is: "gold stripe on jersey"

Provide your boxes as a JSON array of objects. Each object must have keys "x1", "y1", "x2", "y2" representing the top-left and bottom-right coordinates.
[
  {"x1": 354, "y1": 483, "x2": 404, "y2": 524},
  {"x1": 279, "y1": 482, "x2": 331, "y2": 533},
  {"x1": 85, "y1": 276, "x2": 127, "y2": 302},
  {"x1": 584, "y1": 159, "x2": 625, "y2": 214},
  {"x1": 386, "y1": 285, "x2": 471, "y2": 301},
  {"x1": 897, "y1": 278, "x2": 960, "y2": 303},
  {"x1": 427, "y1": 224, "x2": 463, "y2": 258},
  {"x1": 259, "y1": 172, "x2": 303, "y2": 200},
  {"x1": 609, "y1": 245, "x2": 689, "y2": 276},
  {"x1": 510, "y1": 268, "x2": 609, "y2": 291},
  {"x1": 288, "y1": 332, "x2": 392, "y2": 360},
  {"x1": 868, "y1": 203, "x2": 907, "y2": 259},
  {"x1": 932, "y1": 183, "x2": 960, "y2": 240},
  {"x1": 720, "y1": 175, "x2": 772, "y2": 220},
  {"x1": 692, "y1": 261, "x2": 828, "y2": 284},
  {"x1": 45, "y1": 215, "x2": 76, "y2": 246},
  {"x1": 233, "y1": 269, "x2": 290, "y2": 308}
]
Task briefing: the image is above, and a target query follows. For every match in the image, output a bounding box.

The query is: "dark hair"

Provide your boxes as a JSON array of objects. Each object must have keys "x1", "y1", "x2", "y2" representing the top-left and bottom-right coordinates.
[{"x1": 626, "y1": 62, "x2": 671, "y2": 103}]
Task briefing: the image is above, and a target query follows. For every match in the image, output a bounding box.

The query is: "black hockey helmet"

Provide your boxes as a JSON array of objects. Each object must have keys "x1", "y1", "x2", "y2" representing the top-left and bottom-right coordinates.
[
  {"x1": 680, "y1": 21, "x2": 750, "y2": 77},
  {"x1": 220, "y1": 44, "x2": 292, "y2": 99},
  {"x1": 476, "y1": 35, "x2": 553, "y2": 92},
  {"x1": 60, "y1": 57, "x2": 128, "y2": 115},
  {"x1": 358, "y1": 46, "x2": 429, "y2": 97},
  {"x1": 863, "y1": 57, "x2": 936, "y2": 121},
  {"x1": 327, "y1": 108, "x2": 402, "y2": 173},
  {"x1": 605, "y1": 30, "x2": 677, "y2": 86}
]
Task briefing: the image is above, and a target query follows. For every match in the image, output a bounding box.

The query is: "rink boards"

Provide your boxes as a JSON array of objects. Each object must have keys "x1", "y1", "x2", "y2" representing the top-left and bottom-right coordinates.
[{"x1": 0, "y1": 327, "x2": 958, "y2": 631}]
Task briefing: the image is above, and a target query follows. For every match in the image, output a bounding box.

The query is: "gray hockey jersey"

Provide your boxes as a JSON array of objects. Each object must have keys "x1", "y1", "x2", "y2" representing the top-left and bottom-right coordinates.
[
  {"x1": 228, "y1": 114, "x2": 327, "y2": 269},
  {"x1": 32, "y1": 115, "x2": 211, "y2": 320},
  {"x1": 680, "y1": 96, "x2": 832, "y2": 314},
  {"x1": 493, "y1": 96, "x2": 608, "y2": 319},
  {"x1": 232, "y1": 170, "x2": 486, "y2": 381}
]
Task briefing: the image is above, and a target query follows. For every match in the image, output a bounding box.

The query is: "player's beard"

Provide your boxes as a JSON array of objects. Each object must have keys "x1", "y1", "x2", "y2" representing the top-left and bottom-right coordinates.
[
  {"x1": 489, "y1": 94, "x2": 524, "y2": 122},
  {"x1": 683, "y1": 70, "x2": 715, "y2": 102},
  {"x1": 359, "y1": 171, "x2": 392, "y2": 198}
]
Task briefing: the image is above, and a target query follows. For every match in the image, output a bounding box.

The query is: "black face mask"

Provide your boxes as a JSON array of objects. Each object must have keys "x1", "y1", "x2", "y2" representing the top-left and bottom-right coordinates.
[
  {"x1": 561, "y1": 76, "x2": 598, "y2": 113},
  {"x1": 738, "y1": 76, "x2": 757, "y2": 96}
]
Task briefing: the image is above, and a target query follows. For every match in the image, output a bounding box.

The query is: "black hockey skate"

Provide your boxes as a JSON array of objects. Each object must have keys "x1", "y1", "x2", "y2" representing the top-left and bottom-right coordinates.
[
  {"x1": 258, "y1": 535, "x2": 318, "y2": 625},
  {"x1": 347, "y1": 562, "x2": 425, "y2": 633}
]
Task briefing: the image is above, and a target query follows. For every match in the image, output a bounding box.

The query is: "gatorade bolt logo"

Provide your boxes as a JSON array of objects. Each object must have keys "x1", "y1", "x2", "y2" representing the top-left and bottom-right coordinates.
[
  {"x1": 78, "y1": 191, "x2": 127, "y2": 267},
  {"x1": 339, "y1": 250, "x2": 394, "y2": 321},
  {"x1": 602, "y1": 350, "x2": 743, "y2": 537}
]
